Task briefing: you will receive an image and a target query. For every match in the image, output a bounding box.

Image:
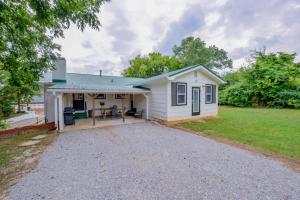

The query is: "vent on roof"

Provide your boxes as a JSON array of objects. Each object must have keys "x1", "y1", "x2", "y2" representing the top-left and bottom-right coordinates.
[{"x1": 99, "y1": 70, "x2": 102, "y2": 76}]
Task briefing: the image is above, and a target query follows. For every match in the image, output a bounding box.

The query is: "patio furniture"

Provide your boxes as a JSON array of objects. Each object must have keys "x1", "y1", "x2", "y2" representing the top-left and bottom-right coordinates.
[
  {"x1": 64, "y1": 107, "x2": 75, "y2": 125},
  {"x1": 126, "y1": 108, "x2": 136, "y2": 116},
  {"x1": 111, "y1": 105, "x2": 119, "y2": 118},
  {"x1": 134, "y1": 109, "x2": 143, "y2": 118},
  {"x1": 100, "y1": 107, "x2": 125, "y2": 120}
]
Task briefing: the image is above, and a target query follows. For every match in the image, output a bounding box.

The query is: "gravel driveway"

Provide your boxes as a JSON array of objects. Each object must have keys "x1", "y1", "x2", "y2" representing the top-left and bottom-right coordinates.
[{"x1": 8, "y1": 122, "x2": 300, "y2": 200}]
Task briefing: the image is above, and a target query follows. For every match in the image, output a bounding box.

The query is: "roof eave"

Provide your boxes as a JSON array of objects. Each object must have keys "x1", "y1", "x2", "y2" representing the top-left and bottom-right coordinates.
[{"x1": 47, "y1": 88, "x2": 151, "y2": 94}]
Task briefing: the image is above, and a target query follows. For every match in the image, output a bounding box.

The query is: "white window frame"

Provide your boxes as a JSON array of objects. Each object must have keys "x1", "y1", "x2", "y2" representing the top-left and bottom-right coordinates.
[
  {"x1": 176, "y1": 83, "x2": 187, "y2": 105},
  {"x1": 205, "y1": 85, "x2": 213, "y2": 104}
]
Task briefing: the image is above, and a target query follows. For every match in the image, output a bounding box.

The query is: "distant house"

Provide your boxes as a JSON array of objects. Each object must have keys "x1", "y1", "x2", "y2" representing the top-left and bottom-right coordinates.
[{"x1": 40, "y1": 58, "x2": 225, "y2": 131}]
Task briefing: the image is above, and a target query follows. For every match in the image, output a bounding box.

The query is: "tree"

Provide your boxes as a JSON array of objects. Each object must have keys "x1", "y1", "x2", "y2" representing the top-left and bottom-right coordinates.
[
  {"x1": 220, "y1": 50, "x2": 300, "y2": 108},
  {"x1": 173, "y1": 36, "x2": 232, "y2": 72},
  {"x1": 246, "y1": 51, "x2": 300, "y2": 106},
  {"x1": 123, "y1": 52, "x2": 183, "y2": 78},
  {"x1": 0, "y1": 0, "x2": 109, "y2": 114}
]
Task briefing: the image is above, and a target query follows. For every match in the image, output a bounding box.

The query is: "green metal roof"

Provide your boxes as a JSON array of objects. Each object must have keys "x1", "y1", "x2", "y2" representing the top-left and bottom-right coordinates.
[
  {"x1": 47, "y1": 65, "x2": 224, "y2": 93},
  {"x1": 48, "y1": 73, "x2": 149, "y2": 93}
]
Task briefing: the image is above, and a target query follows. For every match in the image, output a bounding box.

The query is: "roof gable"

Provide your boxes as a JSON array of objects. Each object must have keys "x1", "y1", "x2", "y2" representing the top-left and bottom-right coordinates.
[{"x1": 132, "y1": 65, "x2": 225, "y2": 86}]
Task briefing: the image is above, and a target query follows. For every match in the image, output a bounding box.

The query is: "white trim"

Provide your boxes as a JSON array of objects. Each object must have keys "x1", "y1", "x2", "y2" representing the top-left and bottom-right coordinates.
[
  {"x1": 167, "y1": 65, "x2": 226, "y2": 84},
  {"x1": 198, "y1": 66, "x2": 226, "y2": 84},
  {"x1": 47, "y1": 88, "x2": 150, "y2": 94},
  {"x1": 167, "y1": 66, "x2": 202, "y2": 81},
  {"x1": 176, "y1": 83, "x2": 186, "y2": 105},
  {"x1": 57, "y1": 93, "x2": 64, "y2": 132},
  {"x1": 54, "y1": 95, "x2": 58, "y2": 129}
]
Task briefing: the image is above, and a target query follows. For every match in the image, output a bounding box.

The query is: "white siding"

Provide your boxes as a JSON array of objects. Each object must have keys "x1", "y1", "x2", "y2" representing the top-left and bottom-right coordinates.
[
  {"x1": 45, "y1": 93, "x2": 55, "y2": 122},
  {"x1": 147, "y1": 81, "x2": 168, "y2": 120},
  {"x1": 166, "y1": 70, "x2": 219, "y2": 121},
  {"x1": 133, "y1": 94, "x2": 146, "y2": 112},
  {"x1": 44, "y1": 84, "x2": 56, "y2": 123}
]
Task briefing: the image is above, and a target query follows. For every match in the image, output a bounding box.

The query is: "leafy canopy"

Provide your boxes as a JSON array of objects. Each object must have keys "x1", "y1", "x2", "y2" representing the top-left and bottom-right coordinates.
[
  {"x1": 173, "y1": 36, "x2": 233, "y2": 71},
  {"x1": 220, "y1": 50, "x2": 300, "y2": 108},
  {"x1": 0, "y1": 0, "x2": 108, "y2": 114},
  {"x1": 124, "y1": 36, "x2": 232, "y2": 78},
  {"x1": 123, "y1": 52, "x2": 183, "y2": 78}
]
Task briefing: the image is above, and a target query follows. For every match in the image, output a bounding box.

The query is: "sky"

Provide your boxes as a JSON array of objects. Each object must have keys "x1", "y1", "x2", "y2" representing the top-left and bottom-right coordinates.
[{"x1": 56, "y1": 0, "x2": 300, "y2": 76}]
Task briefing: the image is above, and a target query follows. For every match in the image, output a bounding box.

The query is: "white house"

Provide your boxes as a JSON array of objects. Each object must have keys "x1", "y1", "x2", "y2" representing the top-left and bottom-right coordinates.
[{"x1": 41, "y1": 58, "x2": 225, "y2": 131}]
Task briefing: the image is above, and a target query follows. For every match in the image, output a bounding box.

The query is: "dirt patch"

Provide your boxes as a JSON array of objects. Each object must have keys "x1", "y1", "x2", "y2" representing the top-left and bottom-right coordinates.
[
  {"x1": 32, "y1": 135, "x2": 47, "y2": 140},
  {"x1": 162, "y1": 116, "x2": 219, "y2": 126},
  {"x1": 0, "y1": 130, "x2": 58, "y2": 200},
  {"x1": 169, "y1": 124, "x2": 300, "y2": 173},
  {"x1": 18, "y1": 140, "x2": 40, "y2": 147}
]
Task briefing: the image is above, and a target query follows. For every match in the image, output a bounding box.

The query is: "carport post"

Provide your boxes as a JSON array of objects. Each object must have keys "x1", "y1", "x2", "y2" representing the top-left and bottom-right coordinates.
[
  {"x1": 53, "y1": 92, "x2": 58, "y2": 129},
  {"x1": 92, "y1": 95, "x2": 95, "y2": 126},
  {"x1": 121, "y1": 95, "x2": 125, "y2": 122},
  {"x1": 57, "y1": 93, "x2": 64, "y2": 132},
  {"x1": 143, "y1": 93, "x2": 149, "y2": 120},
  {"x1": 88, "y1": 94, "x2": 96, "y2": 126}
]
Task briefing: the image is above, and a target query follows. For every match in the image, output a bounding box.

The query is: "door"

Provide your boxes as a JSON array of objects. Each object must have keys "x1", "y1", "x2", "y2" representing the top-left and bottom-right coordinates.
[
  {"x1": 192, "y1": 87, "x2": 200, "y2": 115},
  {"x1": 73, "y1": 93, "x2": 85, "y2": 111}
]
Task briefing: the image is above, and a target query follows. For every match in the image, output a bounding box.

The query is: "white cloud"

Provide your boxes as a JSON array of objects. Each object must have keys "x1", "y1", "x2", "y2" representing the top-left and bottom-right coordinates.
[{"x1": 56, "y1": 0, "x2": 300, "y2": 75}]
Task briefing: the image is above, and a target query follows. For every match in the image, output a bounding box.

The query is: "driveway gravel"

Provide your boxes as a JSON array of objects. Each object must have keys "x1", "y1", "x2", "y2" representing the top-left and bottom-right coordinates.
[{"x1": 8, "y1": 122, "x2": 300, "y2": 200}]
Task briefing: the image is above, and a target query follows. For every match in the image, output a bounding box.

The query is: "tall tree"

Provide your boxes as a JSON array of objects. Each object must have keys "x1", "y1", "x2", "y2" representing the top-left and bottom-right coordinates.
[
  {"x1": 0, "y1": 0, "x2": 109, "y2": 113},
  {"x1": 123, "y1": 52, "x2": 183, "y2": 78},
  {"x1": 173, "y1": 36, "x2": 233, "y2": 72},
  {"x1": 220, "y1": 50, "x2": 300, "y2": 107}
]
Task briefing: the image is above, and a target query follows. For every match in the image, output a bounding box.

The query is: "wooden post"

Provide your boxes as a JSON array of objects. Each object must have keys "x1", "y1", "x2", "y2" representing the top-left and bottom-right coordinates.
[
  {"x1": 88, "y1": 94, "x2": 96, "y2": 126},
  {"x1": 121, "y1": 95, "x2": 125, "y2": 122},
  {"x1": 92, "y1": 95, "x2": 95, "y2": 126}
]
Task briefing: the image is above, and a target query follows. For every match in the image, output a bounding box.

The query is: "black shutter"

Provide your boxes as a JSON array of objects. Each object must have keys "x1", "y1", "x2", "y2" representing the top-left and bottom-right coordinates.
[
  {"x1": 212, "y1": 85, "x2": 216, "y2": 103},
  {"x1": 171, "y1": 82, "x2": 177, "y2": 106}
]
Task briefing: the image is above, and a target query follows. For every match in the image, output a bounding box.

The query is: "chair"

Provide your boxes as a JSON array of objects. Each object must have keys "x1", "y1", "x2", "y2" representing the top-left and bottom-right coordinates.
[
  {"x1": 111, "y1": 105, "x2": 119, "y2": 118},
  {"x1": 134, "y1": 109, "x2": 143, "y2": 118},
  {"x1": 126, "y1": 108, "x2": 136, "y2": 116}
]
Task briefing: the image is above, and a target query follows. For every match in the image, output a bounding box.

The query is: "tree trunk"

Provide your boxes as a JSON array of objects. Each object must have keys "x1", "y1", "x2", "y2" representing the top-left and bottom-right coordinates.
[{"x1": 17, "y1": 94, "x2": 21, "y2": 113}]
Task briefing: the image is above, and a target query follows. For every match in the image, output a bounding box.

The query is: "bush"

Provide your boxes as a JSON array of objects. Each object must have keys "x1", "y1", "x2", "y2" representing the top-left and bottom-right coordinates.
[
  {"x1": 274, "y1": 90, "x2": 300, "y2": 108},
  {"x1": 0, "y1": 99, "x2": 14, "y2": 117},
  {"x1": 0, "y1": 120, "x2": 8, "y2": 130},
  {"x1": 219, "y1": 84, "x2": 251, "y2": 107}
]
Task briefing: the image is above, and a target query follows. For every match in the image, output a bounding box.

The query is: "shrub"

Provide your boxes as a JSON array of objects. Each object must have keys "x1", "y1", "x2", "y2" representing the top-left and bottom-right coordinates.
[
  {"x1": 220, "y1": 84, "x2": 251, "y2": 107},
  {"x1": 274, "y1": 90, "x2": 300, "y2": 108}
]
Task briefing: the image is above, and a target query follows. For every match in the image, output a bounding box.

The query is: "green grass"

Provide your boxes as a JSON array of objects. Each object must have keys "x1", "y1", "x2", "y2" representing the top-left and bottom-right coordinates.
[
  {"x1": 0, "y1": 130, "x2": 48, "y2": 167},
  {"x1": 181, "y1": 107, "x2": 300, "y2": 159}
]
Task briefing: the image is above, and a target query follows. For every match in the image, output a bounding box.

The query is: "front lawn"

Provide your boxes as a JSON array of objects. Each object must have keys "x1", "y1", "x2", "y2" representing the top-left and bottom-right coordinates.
[{"x1": 180, "y1": 107, "x2": 300, "y2": 159}]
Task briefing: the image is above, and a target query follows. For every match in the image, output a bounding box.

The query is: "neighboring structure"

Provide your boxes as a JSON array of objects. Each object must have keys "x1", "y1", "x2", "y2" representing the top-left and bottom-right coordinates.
[{"x1": 41, "y1": 58, "x2": 225, "y2": 131}]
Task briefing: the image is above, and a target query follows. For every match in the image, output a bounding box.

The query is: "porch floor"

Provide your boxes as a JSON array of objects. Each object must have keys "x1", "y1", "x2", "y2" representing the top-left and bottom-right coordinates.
[{"x1": 62, "y1": 116, "x2": 145, "y2": 132}]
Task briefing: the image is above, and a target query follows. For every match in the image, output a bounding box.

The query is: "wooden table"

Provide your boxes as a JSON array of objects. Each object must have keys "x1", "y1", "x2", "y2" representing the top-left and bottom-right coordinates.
[{"x1": 99, "y1": 107, "x2": 124, "y2": 120}]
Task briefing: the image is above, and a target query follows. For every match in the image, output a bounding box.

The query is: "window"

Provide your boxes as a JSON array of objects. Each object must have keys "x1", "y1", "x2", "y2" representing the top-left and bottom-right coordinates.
[
  {"x1": 205, "y1": 85, "x2": 216, "y2": 104},
  {"x1": 74, "y1": 93, "x2": 84, "y2": 100},
  {"x1": 95, "y1": 94, "x2": 106, "y2": 99},
  {"x1": 177, "y1": 83, "x2": 187, "y2": 105},
  {"x1": 115, "y1": 94, "x2": 126, "y2": 99}
]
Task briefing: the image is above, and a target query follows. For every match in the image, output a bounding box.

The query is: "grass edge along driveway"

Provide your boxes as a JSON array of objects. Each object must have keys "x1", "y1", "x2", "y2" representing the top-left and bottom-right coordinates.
[{"x1": 180, "y1": 107, "x2": 300, "y2": 160}]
